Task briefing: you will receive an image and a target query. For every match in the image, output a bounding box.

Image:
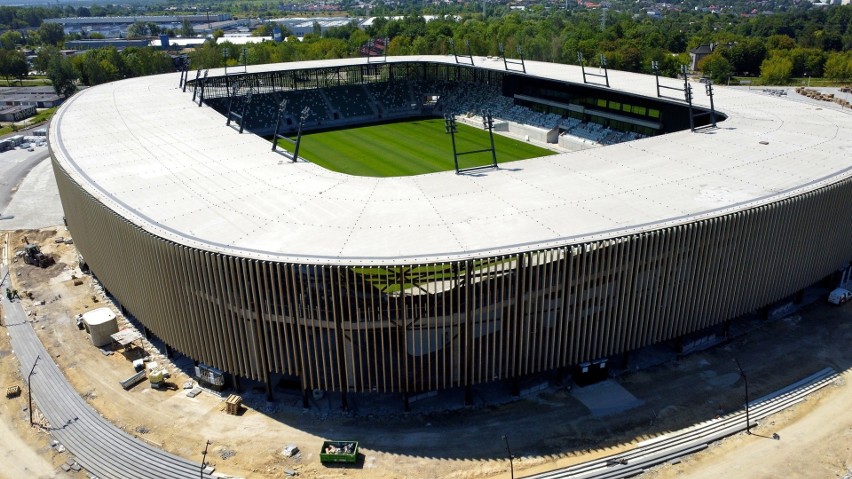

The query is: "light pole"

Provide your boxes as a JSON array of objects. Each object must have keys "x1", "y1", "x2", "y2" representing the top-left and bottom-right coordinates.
[
  {"x1": 222, "y1": 48, "x2": 229, "y2": 75},
  {"x1": 502, "y1": 435, "x2": 514, "y2": 479},
  {"x1": 734, "y1": 358, "x2": 751, "y2": 434},
  {"x1": 200, "y1": 439, "x2": 211, "y2": 478},
  {"x1": 291, "y1": 107, "x2": 311, "y2": 163},
  {"x1": 28, "y1": 354, "x2": 40, "y2": 426}
]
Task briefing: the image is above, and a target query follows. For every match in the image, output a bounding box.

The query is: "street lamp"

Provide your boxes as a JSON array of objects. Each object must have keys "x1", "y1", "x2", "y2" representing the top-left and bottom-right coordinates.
[
  {"x1": 734, "y1": 358, "x2": 751, "y2": 435},
  {"x1": 28, "y1": 354, "x2": 40, "y2": 426},
  {"x1": 502, "y1": 435, "x2": 514, "y2": 479},
  {"x1": 222, "y1": 48, "x2": 229, "y2": 75},
  {"x1": 200, "y1": 439, "x2": 211, "y2": 478}
]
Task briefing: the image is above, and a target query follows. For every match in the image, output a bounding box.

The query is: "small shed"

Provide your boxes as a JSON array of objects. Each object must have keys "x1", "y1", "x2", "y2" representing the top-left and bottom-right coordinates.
[{"x1": 82, "y1": 307, "x2": 118, "y2": 347}]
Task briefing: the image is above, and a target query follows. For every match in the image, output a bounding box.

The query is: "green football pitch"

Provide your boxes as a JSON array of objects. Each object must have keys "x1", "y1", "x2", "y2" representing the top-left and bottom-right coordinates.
[{"x1": 282, "y1": 118, "x2": 556, "y2": 177}]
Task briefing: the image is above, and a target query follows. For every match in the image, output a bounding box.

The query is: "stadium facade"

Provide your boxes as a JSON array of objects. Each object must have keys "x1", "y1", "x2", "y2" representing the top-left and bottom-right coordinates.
[{"x1": 49, "y1": 56, "x2": 852, "y2": 400}]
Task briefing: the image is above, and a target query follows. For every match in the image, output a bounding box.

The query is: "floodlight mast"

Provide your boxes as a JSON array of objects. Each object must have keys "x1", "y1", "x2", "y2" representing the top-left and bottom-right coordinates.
[
  {"x1": 682, "y1": 65, "x2": 695, "y2": 132},
  {"x1": 191, "y1": 69, "x2": 201, "y2": 100},
  {"x1": 444, "y1": 113, "x2": 460, "y2": 173},
  {"x1": 578, "y1": 52, "x2": 609, "y2": 87},
  {"x1": 447, "y1": 110, "x2": 499, "y2": 175},
  {"x1": 197, "y1": 70, "x2": 209, "y2": 107},
  {"x1": 499, "y1": 42, "x2": 527, "y2": 73},
  {"x1": 482, "y1": 109, "x2": 498, "y2": 168},
  {"x1": 705, "y1": 81, "x2": 717, "y2": 128},
  {"x1": 291, "y1": 106, "x2": 311, "y2": 163},
  {"x1": 651, "y1": 60, "x2": 661, "y2": 97},
  {"x1": 271, "y1": 99, "x2": 288, "y2": 152}
]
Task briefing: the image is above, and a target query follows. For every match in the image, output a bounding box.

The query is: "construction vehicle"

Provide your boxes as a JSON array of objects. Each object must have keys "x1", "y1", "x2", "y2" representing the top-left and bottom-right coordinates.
[
  {"x1": 147, "y1": 364, "x2": 176, "y2": 390},
  {"x1": 22, "y1": 244, "x2": 55, "y2": 268}
]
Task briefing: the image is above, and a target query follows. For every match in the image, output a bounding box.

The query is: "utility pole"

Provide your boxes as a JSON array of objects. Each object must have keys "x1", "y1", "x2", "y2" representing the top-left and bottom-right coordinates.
[
  {"x1": 734, "y1": 358, "x2": 751, "y2": 434},
  {"x1": 28, "y1": 354, "x2": 40, "y2": 426},
  {"x1": 502, "y1": 435, "x2": 514, "y2": 479},
  {"x1": 200, "y1": 439, "x2": 211, "y2": 478}
]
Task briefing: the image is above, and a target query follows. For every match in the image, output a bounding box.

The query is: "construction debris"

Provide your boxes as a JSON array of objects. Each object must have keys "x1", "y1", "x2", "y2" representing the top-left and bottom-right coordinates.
[
  {"x1": 6, "y1": 385, "x2": 21, "y2": 398},
  {"x1": 796, "y1": 87, "x2": 852, "y2": 108},
  {"x1": 224, "y1": 394, "x2": 242, "y2": 415},
  {"x1": 281, "y1": 444, "x2": 299, "y2": 457}
]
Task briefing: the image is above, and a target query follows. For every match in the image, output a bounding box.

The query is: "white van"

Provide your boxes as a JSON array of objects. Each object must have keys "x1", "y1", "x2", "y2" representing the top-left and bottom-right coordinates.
[{"x1": 827, "y1": 288, "x2": 852, "y2": 305}]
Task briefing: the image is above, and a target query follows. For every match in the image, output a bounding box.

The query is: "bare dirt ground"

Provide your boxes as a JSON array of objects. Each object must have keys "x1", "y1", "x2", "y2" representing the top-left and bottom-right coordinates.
[{"x1": 1, "y1": 226, "x2": 850, "y2": 479}]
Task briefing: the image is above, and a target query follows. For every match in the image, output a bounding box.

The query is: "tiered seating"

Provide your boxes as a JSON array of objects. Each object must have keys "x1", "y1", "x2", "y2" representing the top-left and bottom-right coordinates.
[
  {"x1": 559, "y1": 119, "x2": 646, "y2": 146},
  {"x1": 205, "y1": 80, "x2": 648, "y2": 145},
  {"x1": 279, "y1": 89, "x2": 330, "y2": 126},
  {"x1": 323, "y1": 85, "x2": 375, "y2": 119},
  {"x1": 365, "y1": 81, "x2": 415, "y2": 114},
  {"x1": 495, "y1": 103, "x2": 561, "y2": 129},
  {"x1": 435, "y1": 82, "x2": 497, "y2": 115}
]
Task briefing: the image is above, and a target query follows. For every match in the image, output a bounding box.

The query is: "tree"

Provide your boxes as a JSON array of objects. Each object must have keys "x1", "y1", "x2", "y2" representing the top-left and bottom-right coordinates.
[
  {"x1": 72, "y1": 46, "x2": 125, "y2": 86},
  {"x1": 126, "y1": 22, "x2": 149, "y2": 39},
  {"x1": 723, "y1": 38, "x2": 766, "y2": 76},
  {"x1": 0, "y1": 31, "x2": 22, "y2": 50},
  {"x1": 765, "y1": 34, "x2": 795, "y2": 51},
  {"x1": 759, "y1": 55, "x2": 793, "y2": 85},
  {"x1": 36, "y1": 22, "x2": 65, "y2": 46},
  {"x1": 46, "y1": 52, "x2": 77, "y2": 97},
  {"x1": 824, "y1": 51, "x2": 852, "y2": 83},
  {"x1": 0, "y1": 49, "x2": 28, "y2": 85},
  {"x1": 180, "y1": 19, "x2": 194, "y2": 38},
  {"x1": 698, "y1": 53, "x2": 733, "y2": 84},
  {"x1": 121, "y1": 47, "x2": 174, "y2": 77}
]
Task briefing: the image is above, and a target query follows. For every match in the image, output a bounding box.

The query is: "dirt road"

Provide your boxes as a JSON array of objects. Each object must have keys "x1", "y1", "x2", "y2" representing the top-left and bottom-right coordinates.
[{"x1": 644, "y1": 373, "x2": 852, "y2": 479}]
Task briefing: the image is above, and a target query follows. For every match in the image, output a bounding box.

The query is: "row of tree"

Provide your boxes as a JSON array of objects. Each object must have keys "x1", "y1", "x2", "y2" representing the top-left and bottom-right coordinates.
[
  {"x1": 183, "y1": 6, "x2": 851, "y2": 84},
  {"x1": 31, "y1": 46, "x2": 176, "y2": 96},
  {"x1": 5, "y1": 4, "x2": 851, "y2": 97}
]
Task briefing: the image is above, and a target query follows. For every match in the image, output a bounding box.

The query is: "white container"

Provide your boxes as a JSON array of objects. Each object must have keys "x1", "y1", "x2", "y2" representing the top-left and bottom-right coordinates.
[{"x1": 82, "y1": 307, "x2": 118, "y2": 347}]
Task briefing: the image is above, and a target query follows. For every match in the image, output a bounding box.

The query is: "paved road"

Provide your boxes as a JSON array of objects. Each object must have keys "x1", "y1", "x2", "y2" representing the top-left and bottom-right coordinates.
[
  {"x1": 1, "y1": 235, "x2": 218, "y2": 479},
  {"x1": 0, "y1": 148, "x2": 49, "y2": 214},
  {"x1": 0, "y1": 154, "x2": 65, "y2": 230}
]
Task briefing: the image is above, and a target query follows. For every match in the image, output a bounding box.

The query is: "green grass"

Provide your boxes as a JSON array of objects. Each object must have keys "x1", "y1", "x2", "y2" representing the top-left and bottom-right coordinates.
[{"x1": 283, "y1": 118, "x2": 556, "y2": 177}]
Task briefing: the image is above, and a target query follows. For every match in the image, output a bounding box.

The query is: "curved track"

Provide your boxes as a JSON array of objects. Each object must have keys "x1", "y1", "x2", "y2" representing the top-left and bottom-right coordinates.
[
  {"x1": 521, "y1": 368, "x2": 839, "y2": 479},
  {"x1": 1, "y1": 249, "x2": 216, "y2": 479}
]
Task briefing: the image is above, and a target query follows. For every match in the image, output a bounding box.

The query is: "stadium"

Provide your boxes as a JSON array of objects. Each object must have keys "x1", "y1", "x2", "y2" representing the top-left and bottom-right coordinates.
[{"x1": 48, "y1": 55, "x2": 852, "y2": 404}]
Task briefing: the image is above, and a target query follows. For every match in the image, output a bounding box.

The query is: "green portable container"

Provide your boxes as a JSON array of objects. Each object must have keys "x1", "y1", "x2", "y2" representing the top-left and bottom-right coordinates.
[{"x1": 319, "y1": 440, "x2": 358, "y2": 464}]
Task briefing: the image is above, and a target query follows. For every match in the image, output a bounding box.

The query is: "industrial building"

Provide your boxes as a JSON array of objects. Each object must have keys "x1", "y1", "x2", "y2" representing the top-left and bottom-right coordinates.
[{"x1": 48, "y1": 56, "x2": 852, "y2": 404}]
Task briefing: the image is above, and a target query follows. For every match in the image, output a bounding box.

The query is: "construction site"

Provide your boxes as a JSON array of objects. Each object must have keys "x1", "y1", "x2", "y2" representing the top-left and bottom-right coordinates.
[{"x1": 0, "y1": 225, "x2": 850, "y2": 479}]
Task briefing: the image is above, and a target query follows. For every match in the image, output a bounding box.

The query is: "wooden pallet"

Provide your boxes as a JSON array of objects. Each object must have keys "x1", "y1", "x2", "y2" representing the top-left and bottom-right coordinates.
[
  {"x1": 224, "y1": 394, "x2": 242, "y2": 415},
  {"x1": 6, "y1": 385, "x2": 21, "y2": 398}
]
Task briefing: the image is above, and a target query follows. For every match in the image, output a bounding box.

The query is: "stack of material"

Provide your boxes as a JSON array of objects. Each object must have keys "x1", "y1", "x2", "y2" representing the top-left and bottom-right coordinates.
[
  {"x1": 225, "y1": 394, "x2": 242, "y2": 415},
  {"x1": 6, "y1": 385, "x2": 21, "y2": 398}
]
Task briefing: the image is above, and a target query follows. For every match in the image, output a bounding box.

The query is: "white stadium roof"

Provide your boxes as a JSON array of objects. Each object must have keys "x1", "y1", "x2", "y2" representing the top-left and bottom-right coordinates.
[{"x1": 49, "y1": 55, "x2": 852, "y2": 265}]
